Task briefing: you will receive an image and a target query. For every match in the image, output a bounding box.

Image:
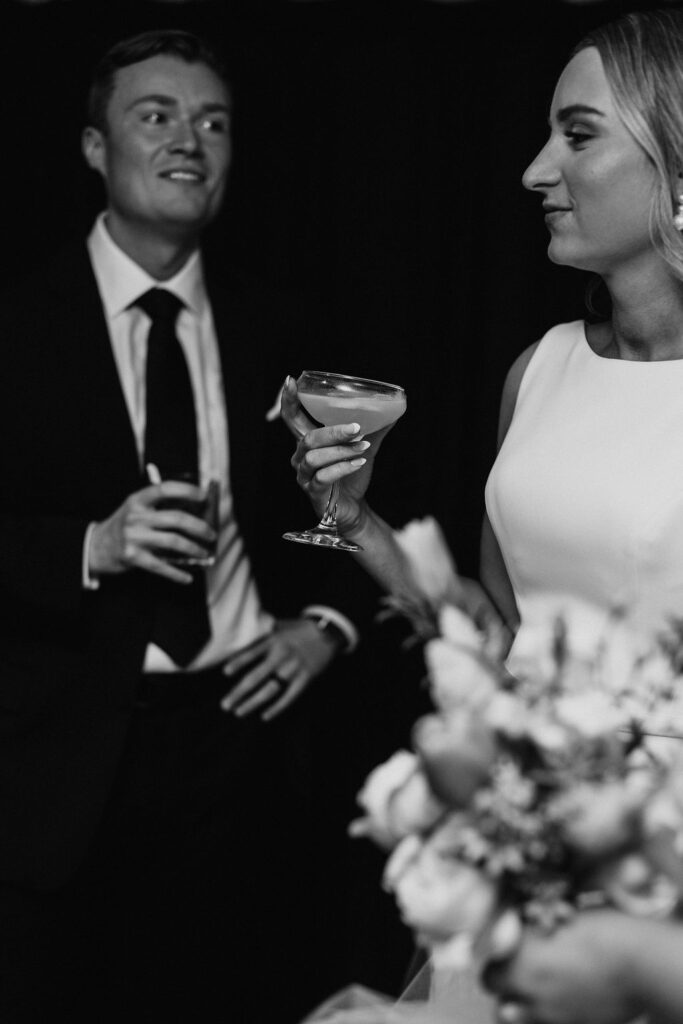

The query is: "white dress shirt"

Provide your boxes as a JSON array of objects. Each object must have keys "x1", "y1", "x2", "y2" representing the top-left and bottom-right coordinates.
[
  {"x1": 87, "y1": 213, "x2": 277, "y2": 672},
  {"x1": 85, "y1": 215, "x2": 356, "y2": 670}
]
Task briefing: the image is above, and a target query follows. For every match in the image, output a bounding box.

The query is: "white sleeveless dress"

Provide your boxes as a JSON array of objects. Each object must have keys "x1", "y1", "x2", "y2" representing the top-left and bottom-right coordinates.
[
  {"x1": 486, "y1": 319, "x2": 683, "y2": 645},
  {"x1": 422, "y1": 321, "x2": 681, "y2": 1024}
]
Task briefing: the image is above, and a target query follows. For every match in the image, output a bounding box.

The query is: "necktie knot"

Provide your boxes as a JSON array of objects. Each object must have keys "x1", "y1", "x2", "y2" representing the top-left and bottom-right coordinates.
[{"x1": 135, "y1": 288, "x2": 184, "y2": 326}]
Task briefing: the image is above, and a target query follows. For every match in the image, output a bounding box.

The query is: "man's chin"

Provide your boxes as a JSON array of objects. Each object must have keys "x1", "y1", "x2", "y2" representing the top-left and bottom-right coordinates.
[{"x1": 151, "y1": 205, "x2": 218, "y2": 236}]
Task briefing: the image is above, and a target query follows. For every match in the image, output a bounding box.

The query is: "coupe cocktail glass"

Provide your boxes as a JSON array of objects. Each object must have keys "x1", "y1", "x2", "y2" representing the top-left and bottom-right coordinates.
[{"x1": 283, "y1": 370, "x2": 407, "y2": 551}]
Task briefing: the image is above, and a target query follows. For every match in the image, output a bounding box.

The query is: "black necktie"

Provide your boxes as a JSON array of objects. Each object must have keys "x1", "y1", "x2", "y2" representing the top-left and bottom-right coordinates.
[
  {"x1": 136, "y1": 288, "x2": 212, "y2": 667},
  {"x1": 140, "y1": 288, "x2": 198, "y2": 475}
]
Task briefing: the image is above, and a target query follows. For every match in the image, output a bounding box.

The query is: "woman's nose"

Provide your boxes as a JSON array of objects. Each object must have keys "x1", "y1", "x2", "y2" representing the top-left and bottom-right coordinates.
[{"x1": 522, "y1": 139, "x2": 560, "y2": 193}]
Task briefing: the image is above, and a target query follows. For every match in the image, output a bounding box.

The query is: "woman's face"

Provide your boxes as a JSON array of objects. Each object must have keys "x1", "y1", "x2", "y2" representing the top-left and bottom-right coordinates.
[{"x1": 523, "y1": 46, "x2": 659, "y2": 275}]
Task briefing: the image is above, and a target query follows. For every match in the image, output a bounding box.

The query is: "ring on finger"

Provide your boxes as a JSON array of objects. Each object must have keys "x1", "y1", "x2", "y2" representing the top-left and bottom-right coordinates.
[{"x1": 270, "y1": 674, "x2": 288, "y2": 695}]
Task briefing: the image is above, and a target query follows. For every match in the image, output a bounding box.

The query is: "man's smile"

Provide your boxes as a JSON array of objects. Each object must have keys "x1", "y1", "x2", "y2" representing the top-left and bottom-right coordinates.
[{"x1": 159, "y1": 168, "x2": 207, "y2": 183}]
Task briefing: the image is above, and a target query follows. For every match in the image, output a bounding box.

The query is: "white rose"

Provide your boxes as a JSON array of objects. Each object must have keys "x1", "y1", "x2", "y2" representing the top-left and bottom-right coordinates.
[
  {"x1": 414, "y1": 712, "x2": 496, "y2": 808},
  {"x1": 438, "y1": 604, "x2": 483, "y2": 651},
  {"x1": 352, "y1": 751, "x2": 442, "y2": 849},
  {"x1": 550, "y1": 779, "x2": 648, "y2": 856},
  {"x1": 383, "y1": 833, "x2": 423, "y2": 890},
  {"x1": 505, "y1": 621, "x2": 558, "y2": 688},
  {"x1": 508, "y1": 595, "x2": 611, "y2": 684},
  {"x1": 525, "y1": 714, "x2": 572, "y2": 752},
  {"x1": 554, "y1": 691, "x2": 625, "y2": 739},
  {"x1": 389, "y1": 766, "x2": 444, "y2": 837},
  {"x1": 425, "y1": 638, "x2": 497, "y2": 714},
  {"x1": 393, "y1": 517, "x2": 463, "y2": 608},
  {"x1": 485, "y1": 692, "x2": 528, "y2": 738},
  {"x1": 598, "y1": 853, "x2": 679, "y2": 918},
  {"x1": 387, "y1": 833, "x2": 497, "y2": 945},
  {"x1": 598, "y1": 615, "x2": 653, "y2": 695}
]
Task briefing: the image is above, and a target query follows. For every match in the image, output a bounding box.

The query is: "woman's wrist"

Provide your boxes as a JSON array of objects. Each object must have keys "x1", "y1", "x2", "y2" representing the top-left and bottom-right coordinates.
[{"x1": 341, "y1": 500, "x2": 376, "y2": 545}]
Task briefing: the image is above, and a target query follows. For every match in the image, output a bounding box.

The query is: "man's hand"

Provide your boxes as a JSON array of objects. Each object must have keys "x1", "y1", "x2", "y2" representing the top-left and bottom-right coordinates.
[
  {"x1": 220, "y1": 617, "x2": 341, "y2": 720},
  {"x1": 89, "y1": 481, "x2": 217, "y2": 585},
  {"x1": 483, "y1": 911, "x2": 645, "y2": 1024}
]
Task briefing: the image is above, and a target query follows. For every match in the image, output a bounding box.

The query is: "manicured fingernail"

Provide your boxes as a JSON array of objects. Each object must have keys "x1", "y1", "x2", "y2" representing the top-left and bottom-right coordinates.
[
  {"x1": 352, "y1": 441, "x2": 371, "y2": 452},
  {"x1": 285, "y1": 375, "x2": 295, "y2": 391},
  {"x1": 349, "y1": 457, "x2": 367, "y2": 468},
  {"x1": 343, "y1": 423, "x2": 361, "y2": 435}
]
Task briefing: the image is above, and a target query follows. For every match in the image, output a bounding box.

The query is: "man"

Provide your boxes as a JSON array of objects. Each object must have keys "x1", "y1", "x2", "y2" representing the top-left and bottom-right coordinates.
[{"x1": 0, "y1": 29, "x2": 371, "y2": 1023}]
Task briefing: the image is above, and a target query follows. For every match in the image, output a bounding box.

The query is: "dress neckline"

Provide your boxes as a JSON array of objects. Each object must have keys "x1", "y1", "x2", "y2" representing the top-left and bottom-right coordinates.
[{"x1": 581, "y1": 321, "x2": 683, "y2": 366}]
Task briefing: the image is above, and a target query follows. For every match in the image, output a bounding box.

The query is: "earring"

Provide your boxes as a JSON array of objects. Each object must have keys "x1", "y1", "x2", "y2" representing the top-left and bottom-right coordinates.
[{"x1": 674, "y1": 194, "x2": 683, "y2": 231}]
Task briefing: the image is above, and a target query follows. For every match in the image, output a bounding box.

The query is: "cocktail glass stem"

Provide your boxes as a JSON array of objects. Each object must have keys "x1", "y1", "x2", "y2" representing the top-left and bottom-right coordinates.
[
  {"x1": 283, "y1": 479, "x2": 361, "y2": 550},
  {"x1": 318, "y1": 481, "x2": 340, "y2": 532}
]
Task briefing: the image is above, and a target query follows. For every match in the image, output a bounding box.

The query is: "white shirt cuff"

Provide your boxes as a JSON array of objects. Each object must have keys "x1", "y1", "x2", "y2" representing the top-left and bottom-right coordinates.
[
  {"x1": 302, "y1": 605, "x2": 359, "y2": 654},
  {"x1": 82, "y1": 522, "x2": 101, "y2": 590}
]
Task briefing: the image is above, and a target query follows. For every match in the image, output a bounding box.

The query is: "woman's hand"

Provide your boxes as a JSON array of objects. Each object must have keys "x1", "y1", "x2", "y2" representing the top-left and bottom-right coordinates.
[
  {"x1": 483, "y1": 910, "x2": 646, "y2": 1024},
  {"x1": 280, "y1": 375, "x2": 391, "y2": 538}
]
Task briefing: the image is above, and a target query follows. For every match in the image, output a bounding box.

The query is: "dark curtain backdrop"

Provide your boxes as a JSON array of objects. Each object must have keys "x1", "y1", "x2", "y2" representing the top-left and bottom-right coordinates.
[
  {"x1": 0, "y1": 0, "x2": 668, "y2": 560},
  {"x1": 0, "y1": 0, "x2": 676, "y2": 999}
]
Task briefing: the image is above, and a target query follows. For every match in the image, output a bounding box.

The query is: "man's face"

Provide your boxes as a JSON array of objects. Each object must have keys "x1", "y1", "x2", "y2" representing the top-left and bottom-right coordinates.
[{"x1": 84, "y1": 55, "x2": 231, "y2": 239}]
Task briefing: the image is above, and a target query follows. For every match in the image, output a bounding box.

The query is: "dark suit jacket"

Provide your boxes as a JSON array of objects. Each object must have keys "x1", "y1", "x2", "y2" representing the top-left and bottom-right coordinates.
[{"x1": 0, "y1": 241, "x2": 380, "y2": 890}]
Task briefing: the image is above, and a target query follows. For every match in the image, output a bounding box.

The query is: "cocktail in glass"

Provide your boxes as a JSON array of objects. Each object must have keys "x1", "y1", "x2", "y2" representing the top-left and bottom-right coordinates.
[{"x1": 283, "y1": 370, "x2": 406, "y2": 551}]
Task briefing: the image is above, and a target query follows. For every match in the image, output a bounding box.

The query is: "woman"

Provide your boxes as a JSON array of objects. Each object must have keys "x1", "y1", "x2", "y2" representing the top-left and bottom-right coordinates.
[
  {"x1": 284, "y1": 8, "x2": 683, "y2": 1023},
  {"x1": 283, "y1": 6, "x2": 683, "y2": 663}
]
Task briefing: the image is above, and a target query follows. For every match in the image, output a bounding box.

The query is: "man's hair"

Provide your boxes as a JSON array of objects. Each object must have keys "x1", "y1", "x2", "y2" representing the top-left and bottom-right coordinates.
[
  {"x1": 87, "y1": 29, "x2": 232, "y2": 135},
  {"x1": 573, "y1": 8, "x2": 683, "y2": 283}
]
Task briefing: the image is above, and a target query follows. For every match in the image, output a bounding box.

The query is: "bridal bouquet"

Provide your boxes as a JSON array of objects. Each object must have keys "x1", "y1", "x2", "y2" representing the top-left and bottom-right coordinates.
[{"x1": 352, "y1": 518, "x2": 683, "y2": 970}]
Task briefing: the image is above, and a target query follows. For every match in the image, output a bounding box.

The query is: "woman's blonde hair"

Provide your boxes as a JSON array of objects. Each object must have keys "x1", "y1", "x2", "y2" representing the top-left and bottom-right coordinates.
[{"x1": 573, "y1": 8, "x2": 683, "y2": 282}]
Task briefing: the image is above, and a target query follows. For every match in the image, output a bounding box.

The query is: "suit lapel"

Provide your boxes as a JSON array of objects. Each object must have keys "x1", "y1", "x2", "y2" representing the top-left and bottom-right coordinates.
[{"x1": 52, "y1": 244, "x2": 142, "y2": 506}]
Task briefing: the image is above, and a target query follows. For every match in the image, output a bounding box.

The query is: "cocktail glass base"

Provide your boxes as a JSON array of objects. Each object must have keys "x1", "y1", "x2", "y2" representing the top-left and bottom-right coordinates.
[{"x1": 282, "y1": 528, "x2": 362, "y2": 552}]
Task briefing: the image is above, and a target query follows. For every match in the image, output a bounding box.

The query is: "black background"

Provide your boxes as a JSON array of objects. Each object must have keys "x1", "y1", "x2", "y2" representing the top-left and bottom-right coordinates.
[
  {"x1": 0, "y1": 0, "x2": 676, "y2": 1000},
  {"x1": 2, "y1": 0, "x2": 663, "y2": 573}
]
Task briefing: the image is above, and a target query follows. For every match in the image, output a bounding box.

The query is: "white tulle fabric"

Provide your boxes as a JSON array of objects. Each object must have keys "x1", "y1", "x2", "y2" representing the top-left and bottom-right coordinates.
[{"x1": 303, "y1": 962, "x2": 497, "y2": 1023}]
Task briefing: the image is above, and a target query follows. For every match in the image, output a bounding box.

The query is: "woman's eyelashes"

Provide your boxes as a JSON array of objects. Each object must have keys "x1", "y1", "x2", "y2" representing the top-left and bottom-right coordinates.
[{"x1": 565, "y1": 126, "x2": 594, "y2": 148}]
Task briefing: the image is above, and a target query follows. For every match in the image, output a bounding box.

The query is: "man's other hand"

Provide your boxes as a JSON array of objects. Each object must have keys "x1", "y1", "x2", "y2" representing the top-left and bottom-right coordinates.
[{"x1": 220, "y1": 617, "x2": 341, "y2": 720}]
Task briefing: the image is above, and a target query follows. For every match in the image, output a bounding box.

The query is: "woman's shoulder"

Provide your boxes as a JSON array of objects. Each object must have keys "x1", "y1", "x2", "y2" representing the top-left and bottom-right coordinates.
[{"x1": 497, "y1": 321, "x2": 584, "y2": 447}]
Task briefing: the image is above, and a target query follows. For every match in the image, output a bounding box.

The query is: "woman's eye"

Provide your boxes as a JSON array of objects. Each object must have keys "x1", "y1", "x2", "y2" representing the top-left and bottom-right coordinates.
[{"x1": 565, "y1": 129, "x2": 592, "y2": 147}]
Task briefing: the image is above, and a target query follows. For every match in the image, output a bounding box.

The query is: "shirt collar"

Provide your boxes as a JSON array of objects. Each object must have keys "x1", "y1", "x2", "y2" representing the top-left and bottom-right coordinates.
[{"x1": 87, "y1": 212, "x2": 207, "y2": 319}]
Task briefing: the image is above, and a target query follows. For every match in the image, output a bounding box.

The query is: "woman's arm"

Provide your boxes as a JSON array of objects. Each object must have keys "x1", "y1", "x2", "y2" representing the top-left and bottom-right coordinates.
[{"x1": 281, "y1": 341, "x2": 536, "y2": 627}]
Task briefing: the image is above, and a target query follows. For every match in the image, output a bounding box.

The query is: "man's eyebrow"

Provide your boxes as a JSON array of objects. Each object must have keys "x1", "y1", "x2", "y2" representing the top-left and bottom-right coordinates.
[
  {"x1": 126, "y1": 94, "x2": 176, "y2": 111},
  {"x1": 126, "y1": 95, "x2": 231, "y2": 114},
  {"x1": 550, "y1": 103, "x2": 606, "y2": 125}
]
